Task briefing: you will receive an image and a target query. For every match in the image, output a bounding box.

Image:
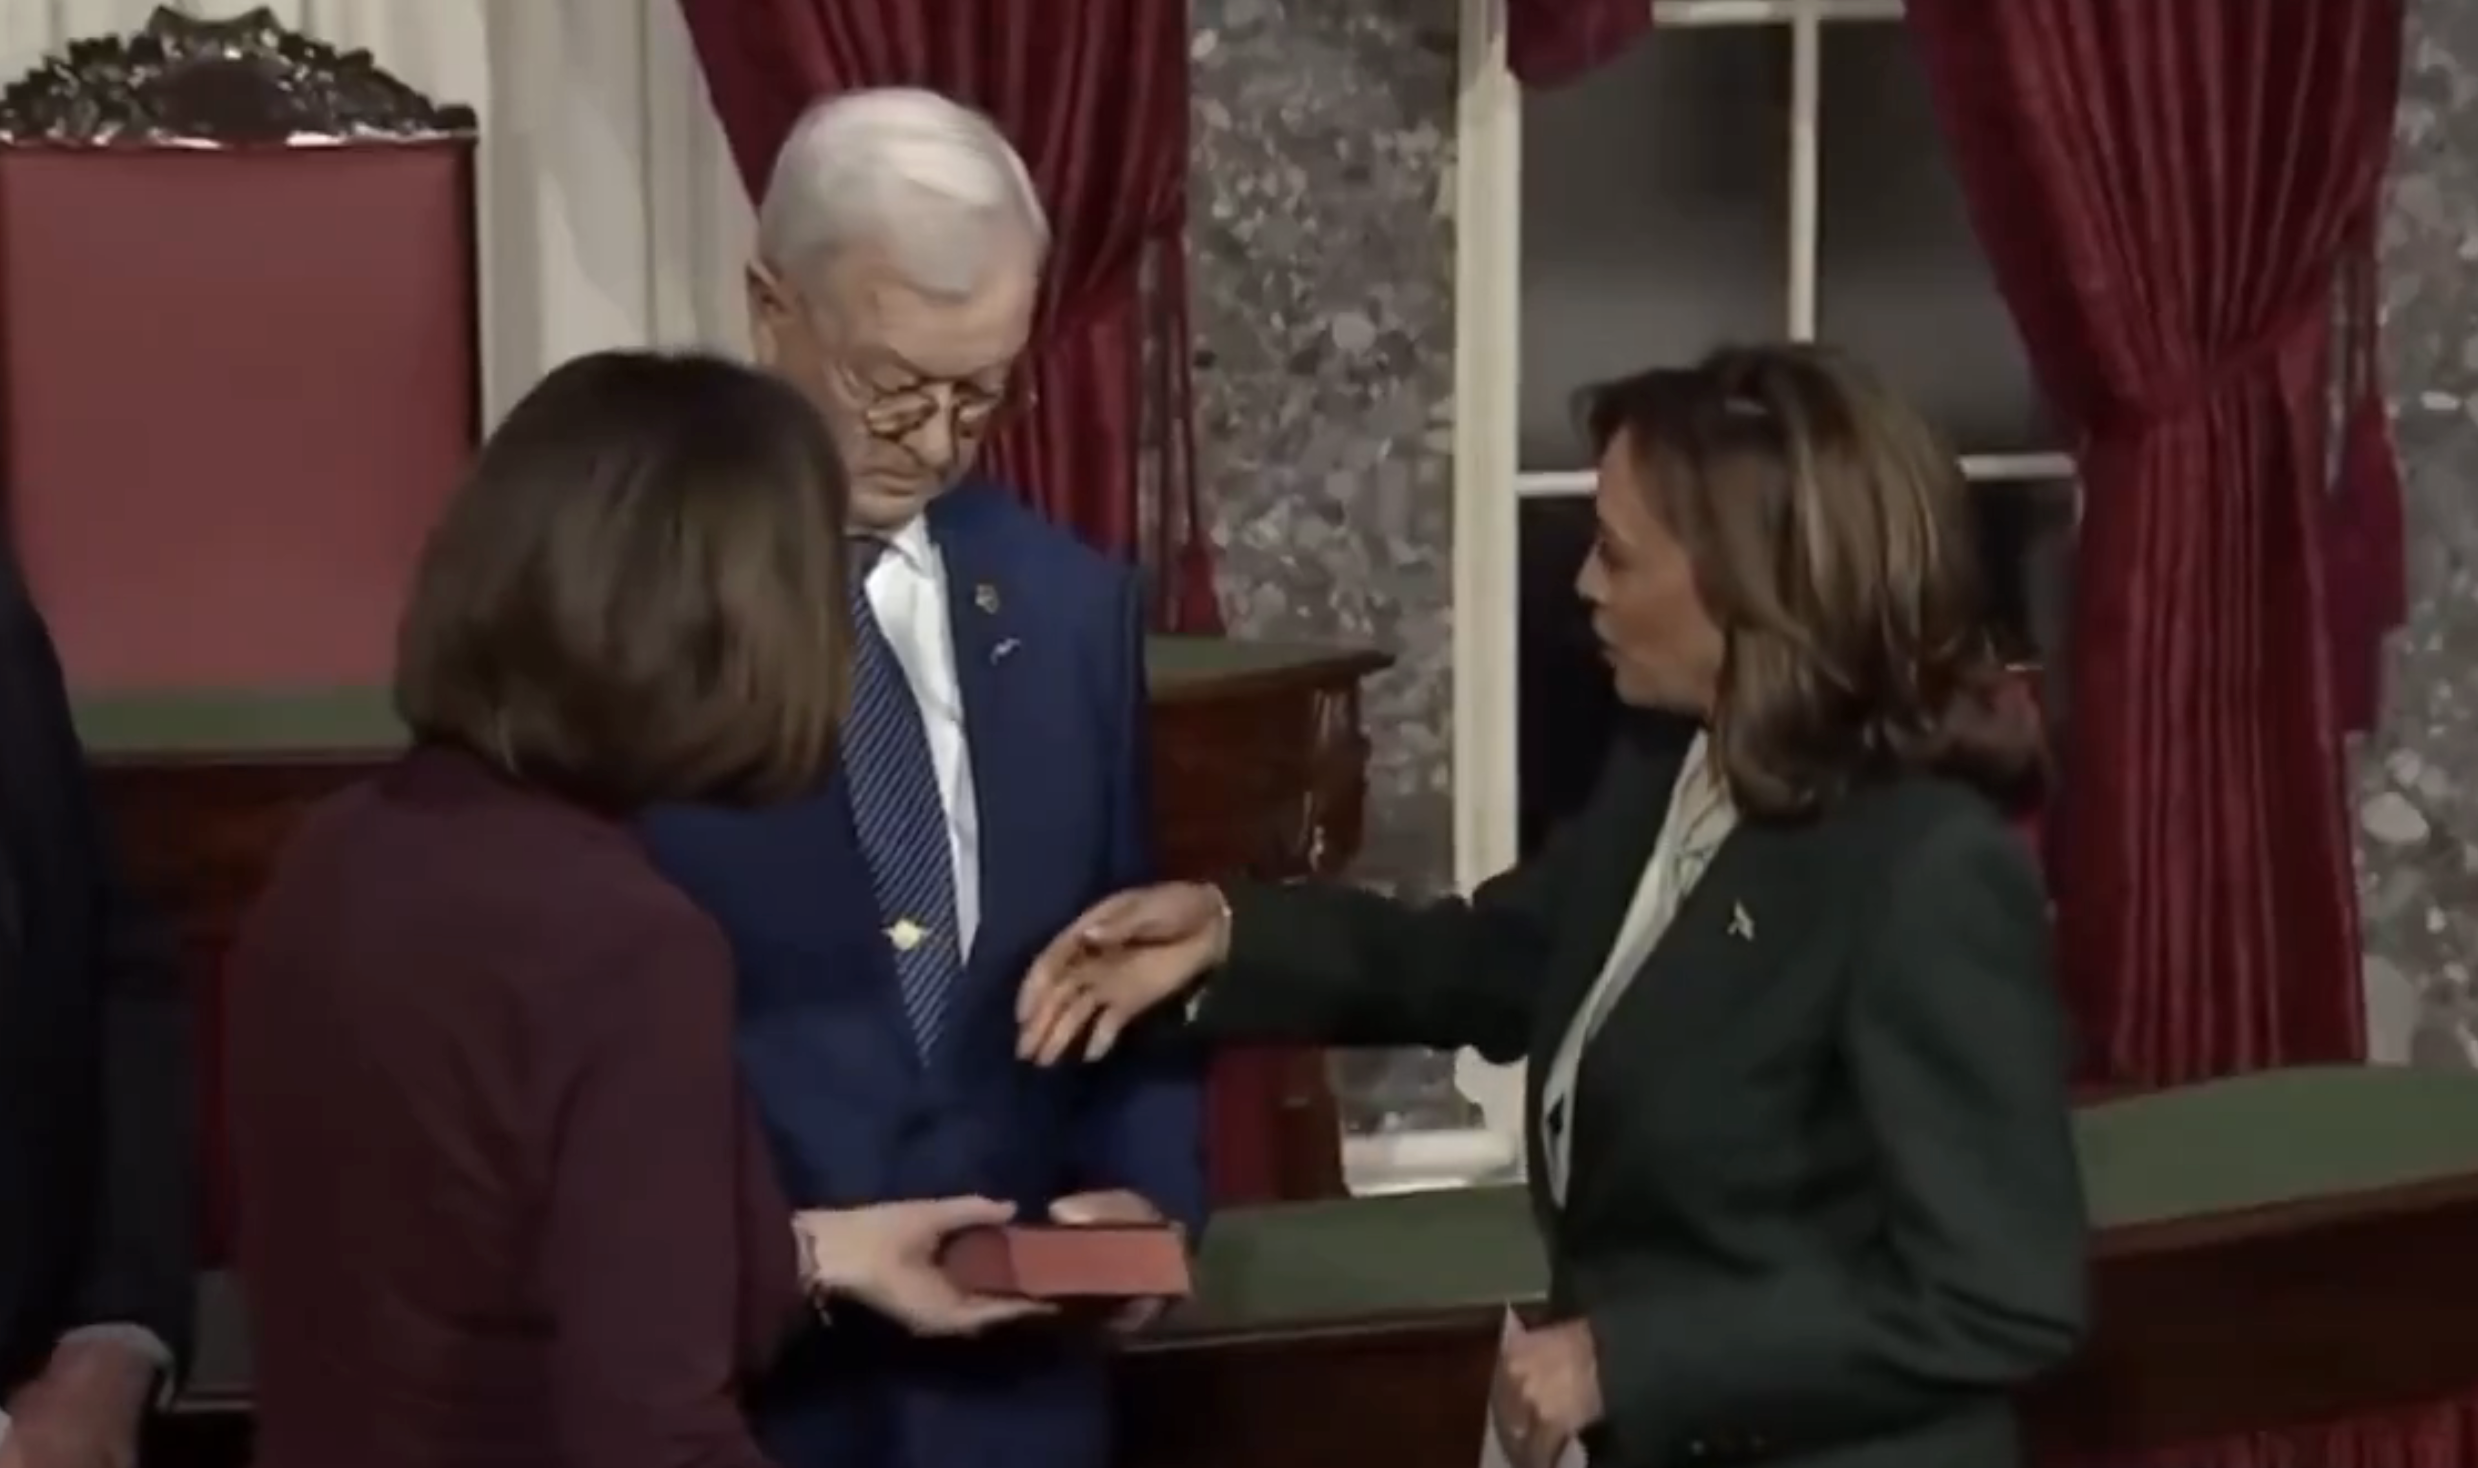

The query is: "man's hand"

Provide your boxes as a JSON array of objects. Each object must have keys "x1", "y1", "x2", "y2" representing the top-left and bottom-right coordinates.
[
  {"x1": 1050, "y1": 1189, "x2": 1178, "y2": 1334},
  {"x1": 0, "y1": 1337, "x2": 155, "y2": 1468},
  {"x1": 793, "y1": 1196, "x2": 1056, "y2": 1337},
  {"x1": 1491, "y1": 1318, "x2": 1602, "y2": 1468}
]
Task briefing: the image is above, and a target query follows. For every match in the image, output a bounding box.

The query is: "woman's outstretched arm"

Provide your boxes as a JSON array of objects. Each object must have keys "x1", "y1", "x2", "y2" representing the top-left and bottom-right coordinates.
[
  {"x1": 1018, "y1": 732, "x2": 1676, "y2": 1067},
  {"x1": 1191, "y1": 848, "x2": 1570, "y2": 1062}
]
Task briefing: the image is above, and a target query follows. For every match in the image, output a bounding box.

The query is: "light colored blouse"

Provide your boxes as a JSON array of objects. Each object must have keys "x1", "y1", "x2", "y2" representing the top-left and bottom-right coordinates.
[{"x1": 1536, "y1": 731, "x2": 1738, "y2": 1206}]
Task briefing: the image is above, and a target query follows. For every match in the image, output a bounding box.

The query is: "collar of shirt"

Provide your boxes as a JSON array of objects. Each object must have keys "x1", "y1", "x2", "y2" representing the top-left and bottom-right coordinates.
[
  {"x1": 867, "y1": 515, "x2": 938, "y2": 578},
  {"x1": 1674, "y1": 737, "x2": 1734, "y2": 848}
]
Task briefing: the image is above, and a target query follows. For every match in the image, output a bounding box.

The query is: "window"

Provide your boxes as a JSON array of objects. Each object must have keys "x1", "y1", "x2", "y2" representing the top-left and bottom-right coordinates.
[
  {"x1": 1815, "y1": 23, "x2": 2058, "y2": 459},
  {"x1": 1517, "y1": 493, "x2": 1619, "y2": 856},
  {"x1": 1517, "y1": 26, "x2": 1789, "y2": 472},
  {"x1": 1418, "y1": 0, "x2": 2078, "y2": 1194}
]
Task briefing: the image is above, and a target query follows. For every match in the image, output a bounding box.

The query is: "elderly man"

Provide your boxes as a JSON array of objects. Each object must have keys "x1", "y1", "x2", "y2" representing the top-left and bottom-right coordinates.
[
  {"x1": 0, "y1": 543, "x2": 193, "y2": 1468},
  {"x1": 639, "y1": 89, "x2": 1205, "y2": 1468}
]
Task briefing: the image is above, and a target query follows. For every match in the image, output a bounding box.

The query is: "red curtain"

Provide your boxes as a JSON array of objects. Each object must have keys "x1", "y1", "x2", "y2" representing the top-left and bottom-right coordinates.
[
  {"x1": 1907, "y1": 1, "x2": 2404, "y2": 1088},
  {"x1": 678, "y1": 0, "x2": 1217, "y2": 631},
  {"x1": 1507, "y1": 0, "x2": 1653, "y2": 86}
]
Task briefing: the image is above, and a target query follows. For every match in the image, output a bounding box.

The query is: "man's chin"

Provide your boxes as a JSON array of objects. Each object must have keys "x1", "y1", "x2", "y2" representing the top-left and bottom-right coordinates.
[{"x1": 851, "y1": 479, "x2": 946, "y2": 528}]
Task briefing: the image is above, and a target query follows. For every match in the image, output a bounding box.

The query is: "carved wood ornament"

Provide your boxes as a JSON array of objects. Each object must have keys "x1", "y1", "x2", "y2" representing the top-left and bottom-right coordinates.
[{"x1": 0, "y1": 5, "x2": 474, "y2": 145}]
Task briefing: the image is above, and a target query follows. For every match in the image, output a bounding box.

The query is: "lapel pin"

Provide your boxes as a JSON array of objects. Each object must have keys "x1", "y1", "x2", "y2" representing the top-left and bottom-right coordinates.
[
  {"x1": 887, "y1": 918, "x2": 927, "y2": 953},
  {"x1": 990, "y1": 637, "x2": 1021, "y2": 664},
  {"x1": 1728, "y1": 903, "x2": 1755, "y2": 942},
  {"x1": 974, "y1": 582, "x2": 1002, "y2": 615}
]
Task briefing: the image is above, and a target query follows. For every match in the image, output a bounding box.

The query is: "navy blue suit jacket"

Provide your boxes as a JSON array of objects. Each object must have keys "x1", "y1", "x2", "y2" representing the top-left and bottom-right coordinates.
[{"x1": 639, "y1": 482, "x2": 1206, "y2": 1468}]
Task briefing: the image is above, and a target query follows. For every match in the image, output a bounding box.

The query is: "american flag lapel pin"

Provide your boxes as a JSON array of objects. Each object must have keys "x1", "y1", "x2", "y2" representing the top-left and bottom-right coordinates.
[{"x1": 1728, "y1": 903, "x2": 1755, "y2": 942}]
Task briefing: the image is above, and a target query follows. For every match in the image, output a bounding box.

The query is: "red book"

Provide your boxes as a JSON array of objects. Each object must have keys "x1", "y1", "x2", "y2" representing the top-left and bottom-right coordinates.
[{"x1": 939, "y1": 1223, "x2": 1193, "y2": 1301}]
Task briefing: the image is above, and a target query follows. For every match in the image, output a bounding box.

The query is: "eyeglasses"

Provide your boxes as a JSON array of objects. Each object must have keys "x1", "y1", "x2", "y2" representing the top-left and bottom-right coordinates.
[
  {"x1": 845, "y1": 365, "x2": 1018, "y2": 449},
  {"x1": 759, "y1": 268, "x2": 1034, "y2": 462}
]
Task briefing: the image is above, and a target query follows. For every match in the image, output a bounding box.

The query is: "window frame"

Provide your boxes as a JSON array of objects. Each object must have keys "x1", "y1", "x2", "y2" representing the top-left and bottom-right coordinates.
[{"x1": 1394, "y1": 0, "x2": 2074, "y2": 1195}]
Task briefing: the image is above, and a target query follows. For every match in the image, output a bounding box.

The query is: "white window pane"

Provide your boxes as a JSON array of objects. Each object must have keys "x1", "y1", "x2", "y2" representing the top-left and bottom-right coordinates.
[
  {"x1": 1817, "y1": 24, "x2": 2061, "y2": 458},
  {"x1": 1517, "y1": 494, "x2": 1622, "y2": 854},
  {"x1": 1329, "y1": 1049, "x2": 1477, "y2": 1137},
  {"x1": 1519, "y1": 28, "x2": 1791, "y2": 473}
]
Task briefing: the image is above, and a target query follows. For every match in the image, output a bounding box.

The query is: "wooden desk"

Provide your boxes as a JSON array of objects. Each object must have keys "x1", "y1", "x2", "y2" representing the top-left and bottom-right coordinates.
[
  {"x1": 1141, "y1": 1067, "x2": 2478, "y2": 1468},
  {"x1": 145, "y1": 1067, "x2": 2478, "y2": 1467},
  {"x1": 83, "y1": 636, "x2": 1387, "y2": 1265}
]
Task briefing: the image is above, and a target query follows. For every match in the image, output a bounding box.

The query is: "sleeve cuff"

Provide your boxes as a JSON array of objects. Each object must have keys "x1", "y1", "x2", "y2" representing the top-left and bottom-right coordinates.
[
  {"x1": 57, "y1": 1324, "x2": 175, "y2": 1408},
  {"x1": 1179, "y1": 884, "x2": 1236, "y2": 1026}
]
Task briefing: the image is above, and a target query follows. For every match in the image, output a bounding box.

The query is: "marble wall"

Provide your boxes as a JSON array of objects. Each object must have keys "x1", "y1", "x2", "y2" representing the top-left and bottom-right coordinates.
[
  {"x1": 1189, "y1": 0, "x2": 1464, "y2": 1127},
  {"x1": 1189, "y1": 0, "x2": 2478, "y2": 1120},
  {"x1": 2361, "y1": 0, "x2": 2478, "y2": 1071}
]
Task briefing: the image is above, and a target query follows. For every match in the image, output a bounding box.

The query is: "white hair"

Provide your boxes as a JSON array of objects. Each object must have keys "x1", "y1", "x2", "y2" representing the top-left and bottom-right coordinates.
[{"x1": 756, "y1": 88, "x2": 1048, "y2": 301}]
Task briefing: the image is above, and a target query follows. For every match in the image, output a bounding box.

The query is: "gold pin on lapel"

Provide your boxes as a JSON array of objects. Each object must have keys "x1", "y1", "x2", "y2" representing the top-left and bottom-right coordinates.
[
  {"x1": 887, "y1": 918, "x2": 928, "y2": 953},
  {"x1": 1728, "y1": 903, "x2": 1755, "y2": 942},
  {"x1": 973, "y1": 582, "x2": 1002, "y2": 614}
]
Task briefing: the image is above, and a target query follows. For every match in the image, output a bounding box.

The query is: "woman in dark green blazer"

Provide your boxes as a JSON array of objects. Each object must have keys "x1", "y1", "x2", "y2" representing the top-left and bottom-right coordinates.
[{"x1": 1019, "y1": 344, "x2": 2087, "y2": 1468}]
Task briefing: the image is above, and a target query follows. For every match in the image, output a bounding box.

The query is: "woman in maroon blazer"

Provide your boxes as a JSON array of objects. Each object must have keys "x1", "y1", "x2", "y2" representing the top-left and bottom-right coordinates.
[{"x1": 226, "y1": 351, "x2": 1040, "y2": 1468}]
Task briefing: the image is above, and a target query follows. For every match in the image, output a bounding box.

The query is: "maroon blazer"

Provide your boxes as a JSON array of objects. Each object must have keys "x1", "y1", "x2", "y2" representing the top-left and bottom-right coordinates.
[{"x1": 226, "y1": 745, "x2": 800, "y2": 1468}]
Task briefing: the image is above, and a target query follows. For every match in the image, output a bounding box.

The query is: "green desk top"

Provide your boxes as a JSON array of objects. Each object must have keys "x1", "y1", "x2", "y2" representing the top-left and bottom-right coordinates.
[
  {"x1": 71, "y1": 637, "x2": 1372, "y2": 757},
  {"x1": 2071, "y1": 1063, "x2": 2478, "y2": 1226},
  {"x1": 1155, "y1": 1065, "x2": 2478, "y2": 1337},
  {"x1": 1166, "y1": 1185, "x2": 1544, "y2": 1338}
]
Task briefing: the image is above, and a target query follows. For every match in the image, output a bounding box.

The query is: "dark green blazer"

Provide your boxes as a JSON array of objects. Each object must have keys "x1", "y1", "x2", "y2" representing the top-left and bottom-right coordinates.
[{"x1": 1197, "y1": 717, "x2": 2087, "y2": 1468}]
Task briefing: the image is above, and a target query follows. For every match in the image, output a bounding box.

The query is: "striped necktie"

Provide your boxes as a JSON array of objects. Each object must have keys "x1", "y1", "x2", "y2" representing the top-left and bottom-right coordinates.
[{"x1": 844, "y1": 537, "x2": 963, "y2": 1055}]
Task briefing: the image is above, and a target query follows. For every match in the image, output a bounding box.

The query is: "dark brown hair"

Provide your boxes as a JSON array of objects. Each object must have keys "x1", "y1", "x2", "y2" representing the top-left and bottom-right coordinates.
[
  {"x1": 395, "y1": 350, "x2": 853, "y2": 810},
  {"x1": 1579, "y1": 343, "x2": 2045, "y2": 818}
]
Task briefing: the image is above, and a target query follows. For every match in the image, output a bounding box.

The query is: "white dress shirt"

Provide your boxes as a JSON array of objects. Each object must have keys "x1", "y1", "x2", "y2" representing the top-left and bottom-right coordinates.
[{"x1": 865, "y1": 516, "x2": 981, "y2": 958}]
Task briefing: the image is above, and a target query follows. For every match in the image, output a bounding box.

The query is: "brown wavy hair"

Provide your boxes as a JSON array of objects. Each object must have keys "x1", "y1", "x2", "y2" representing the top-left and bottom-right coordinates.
[{"x1": 1580, "y1": 344, "x2": 2045, "y2": 819}]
